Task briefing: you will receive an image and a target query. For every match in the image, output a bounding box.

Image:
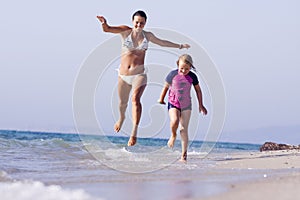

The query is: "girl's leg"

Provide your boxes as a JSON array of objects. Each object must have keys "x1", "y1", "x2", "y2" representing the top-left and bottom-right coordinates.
[
  {"x1": 179, "y1": 110, "x2": 191, "y2": 162},
  {"x1": 128, "y1": 74, "x2": 147, "y2": 146},
  {"x1": 114, "y1": 76, "x2": 131, "y2": 132},
  {"x1": 168, "y1": 108, "x2": 180, "y2": 148}
]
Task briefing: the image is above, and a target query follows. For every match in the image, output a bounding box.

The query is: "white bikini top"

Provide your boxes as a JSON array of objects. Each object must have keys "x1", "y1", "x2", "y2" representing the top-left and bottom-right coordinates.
[{"x1": 122, "y1": 31, "x2": 148, "y2": 51}]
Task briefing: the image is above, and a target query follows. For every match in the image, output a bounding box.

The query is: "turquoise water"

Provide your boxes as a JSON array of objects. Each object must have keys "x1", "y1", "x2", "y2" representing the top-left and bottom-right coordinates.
[
  {"x1": 0, "y1": 129, "x2": 260, "y2": 152},
  {"x1": 0, "y1": 130, "x2": 262, "y2": 200}
]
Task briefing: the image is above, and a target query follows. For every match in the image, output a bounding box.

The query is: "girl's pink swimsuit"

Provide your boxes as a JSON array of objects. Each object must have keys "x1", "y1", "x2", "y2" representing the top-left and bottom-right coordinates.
[{"x1": 166, "y1": 69, "x2": 199, "y2": 110}]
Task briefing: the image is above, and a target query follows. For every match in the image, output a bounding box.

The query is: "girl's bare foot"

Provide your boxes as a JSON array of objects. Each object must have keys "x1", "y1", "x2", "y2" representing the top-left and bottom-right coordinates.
[
  {"x1": 180, "y1": 151, "x2": 187, "y2": 163},
  {"x1": 167, "y1": 135, "x2": 176, "y2": 148},
  {"x1": 114, "y1": 118, "x2": 124, "y2": 132},
  {"x1": 127, "y1": 136, "x2": 137, "y2": 146}
]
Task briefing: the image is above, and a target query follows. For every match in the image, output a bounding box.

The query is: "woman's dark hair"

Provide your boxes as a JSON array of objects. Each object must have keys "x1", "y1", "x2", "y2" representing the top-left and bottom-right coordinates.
[{"x1": 132, "y1": 10, "x2": 147, "y2": 21}]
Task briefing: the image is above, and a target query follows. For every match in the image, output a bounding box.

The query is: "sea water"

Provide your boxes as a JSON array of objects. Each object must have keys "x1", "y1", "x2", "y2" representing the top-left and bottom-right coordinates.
[{"x1": 0, "y1": 130, "x2": 261, "y2": 200}]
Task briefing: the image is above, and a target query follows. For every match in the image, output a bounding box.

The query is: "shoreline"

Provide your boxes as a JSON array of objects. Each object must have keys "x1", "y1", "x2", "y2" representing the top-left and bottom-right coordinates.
[{"x1": 62, "y1": 150, "x2": 300, "y2": 200}]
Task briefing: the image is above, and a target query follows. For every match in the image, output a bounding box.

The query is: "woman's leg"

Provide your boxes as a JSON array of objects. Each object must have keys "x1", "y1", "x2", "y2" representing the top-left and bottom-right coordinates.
[
  {"x1": 168, "y1": 108, "x2": 180, "y2": 148},
  {"x1": 127, "y1": 74, "x2": 147, "y2": 146},
  {"x1": 114, "y1": 76, "x2": 132, "y2": 132},
  {"x1": 179, "y1": 109, "x2": 191, "y2": 162}
]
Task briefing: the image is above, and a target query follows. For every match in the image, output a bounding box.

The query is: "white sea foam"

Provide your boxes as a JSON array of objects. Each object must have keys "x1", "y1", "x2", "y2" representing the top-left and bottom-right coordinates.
[
  {"x1": 188, "y1": 150, "x2": 208, "y2": 155},
  {"x1": 0, "y1": 181, "x2": 104, "y2": 200}
]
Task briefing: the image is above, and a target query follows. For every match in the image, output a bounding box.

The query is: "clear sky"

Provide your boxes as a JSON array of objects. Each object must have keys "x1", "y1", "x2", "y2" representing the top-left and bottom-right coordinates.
[{"x1": 1, "y1": 0, "x2": 299, "y2": 144}]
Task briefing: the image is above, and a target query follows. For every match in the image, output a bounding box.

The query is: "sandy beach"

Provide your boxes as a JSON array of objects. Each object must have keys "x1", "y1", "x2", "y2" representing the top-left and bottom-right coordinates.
[{"x1": 202, "y1": 150, "x2": 300, "y2": 200}]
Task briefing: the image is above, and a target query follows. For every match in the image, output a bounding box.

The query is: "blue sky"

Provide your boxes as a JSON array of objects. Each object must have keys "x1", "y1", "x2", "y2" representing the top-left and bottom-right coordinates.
[{"x1": 1, "y1": 1, "x2": 299, "y2": 144}]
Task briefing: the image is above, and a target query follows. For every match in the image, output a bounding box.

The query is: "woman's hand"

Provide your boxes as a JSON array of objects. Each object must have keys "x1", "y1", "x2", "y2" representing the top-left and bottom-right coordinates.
[
  {"x1": 96, "y1": 16, "x2": 106, "y2": 24},
  {"x1": 180, "y1": 44, "x2": 191, "y2": 49}
]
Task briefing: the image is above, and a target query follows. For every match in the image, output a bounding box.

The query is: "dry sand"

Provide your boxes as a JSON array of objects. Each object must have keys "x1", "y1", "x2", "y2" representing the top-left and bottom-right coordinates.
[
  {"x1": 202, "y1": 150, "x2": 300, "y2": 200},
  {"x1": 216, "y1": 149, "x2": 300, "y2": 170}
]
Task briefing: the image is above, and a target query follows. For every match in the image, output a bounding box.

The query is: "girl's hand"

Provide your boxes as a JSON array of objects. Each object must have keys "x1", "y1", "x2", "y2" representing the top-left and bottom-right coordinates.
[
  {"x1": 97, "y1": 16, "x2": 106, "y2": 24},
  {"x1": 199, "y1": 106, "x2": 208, "y2": 115},
  {"x1": 158, "y1": 100, "x2": 166, "y2": 105}
]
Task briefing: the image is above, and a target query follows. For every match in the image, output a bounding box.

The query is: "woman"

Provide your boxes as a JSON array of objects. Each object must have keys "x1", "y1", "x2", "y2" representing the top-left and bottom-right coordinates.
[{"x1": 97, "y1": 10, "x2": 190, "y2": 146}]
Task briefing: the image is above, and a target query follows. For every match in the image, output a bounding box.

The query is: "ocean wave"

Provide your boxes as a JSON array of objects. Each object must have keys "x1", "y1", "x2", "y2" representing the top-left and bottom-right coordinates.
[
  {"x1": 0, "y1": 180, "x2": 104, "y2": 200},
  {"x1": 0, "y1": 170, "x2": 11, "y2": 182}
]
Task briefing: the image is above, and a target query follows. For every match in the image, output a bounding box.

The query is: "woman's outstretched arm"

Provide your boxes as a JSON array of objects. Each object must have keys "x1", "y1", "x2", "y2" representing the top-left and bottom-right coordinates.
[
  {"x1": 96, "y1": 16, "x2": 131, "y2": 33},
  {"x1": 146, "y1": 32, "x2": 190, "y2": 49}
]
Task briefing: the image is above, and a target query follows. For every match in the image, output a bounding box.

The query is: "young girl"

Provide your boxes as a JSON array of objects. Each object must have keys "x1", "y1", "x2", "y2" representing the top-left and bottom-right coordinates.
[{"x1": 158, "y1": 54, "x2": 207, "y2": 162}]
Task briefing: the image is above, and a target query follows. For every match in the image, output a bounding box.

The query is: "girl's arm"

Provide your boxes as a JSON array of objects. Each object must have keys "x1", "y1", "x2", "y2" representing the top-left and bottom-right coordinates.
[
  {"x1": 96, "y1": 16, "x2": 131, "y2": 34},
  {"x1": 158, "y1": 83, "x2": 170, "y2": 104},
  {"x1": 194, "y1": 84, "x2": 208, "y2": 115},
  {"x1": 146, "y1": 32, "x2": 190, "y2": 49}
]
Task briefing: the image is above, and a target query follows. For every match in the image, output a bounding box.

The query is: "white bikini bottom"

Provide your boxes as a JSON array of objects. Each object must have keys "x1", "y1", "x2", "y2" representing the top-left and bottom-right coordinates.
[
  {"x1": 117, "y1": 68, "x2": 148, "y2": 85},
  {"x1": 119, "y1": 73, "x2": 147, "y2": 85}
]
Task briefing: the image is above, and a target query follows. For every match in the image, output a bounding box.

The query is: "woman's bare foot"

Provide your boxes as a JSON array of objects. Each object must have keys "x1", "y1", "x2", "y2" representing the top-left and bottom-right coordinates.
[
  {"x1": 114, "y1": 118, "x2": 124, "y2": 132},
  {"x1": 127, "y1": 136, "x2": 137, "y2": 146},
  {"x1": 167, "y1": 135, "x2": 176, "y2": 148}
]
